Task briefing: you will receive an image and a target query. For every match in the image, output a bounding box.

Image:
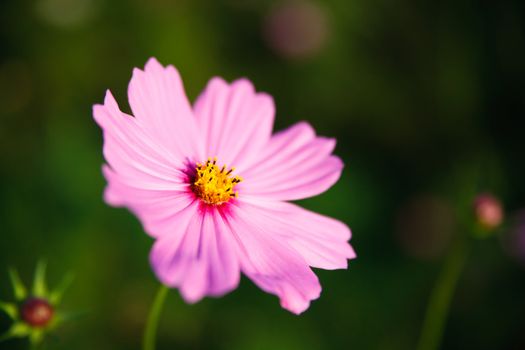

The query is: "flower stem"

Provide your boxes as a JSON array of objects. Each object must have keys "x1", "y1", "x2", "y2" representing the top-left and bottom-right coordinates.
[
  {"x1": 416, "y1": 239, "x2": 469, "y2": 350},
  {"x1": 143, "y1": 284, "x2": 169, "y2": 350}
]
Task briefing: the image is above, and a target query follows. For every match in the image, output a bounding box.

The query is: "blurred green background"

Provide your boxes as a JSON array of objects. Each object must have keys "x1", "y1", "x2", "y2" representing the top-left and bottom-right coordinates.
[{"x1": 1, "y1": 0, "x2": 525, "y2": 349}]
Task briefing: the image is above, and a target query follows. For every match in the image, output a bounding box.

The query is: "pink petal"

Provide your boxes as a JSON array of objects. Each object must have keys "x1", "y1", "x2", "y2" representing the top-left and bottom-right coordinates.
[
  {"x1": 102, "y1": 165, "x2": 193, "y2": 238},
  {"x1": 94, "y1": 91, "x2": 194, "y2": 239},
  {"x1": 240, "y1": 122, "x2": 343, "y2": 201},
  {"x1": 93, "y1": 90, "x2": 186, "y2": 180},
  {"x1": 239, "y1": 199, "x2": 355, "y2": 270},
  {"x1": 150, "y1": 204, "x2": 240, "y2": 303},
  {"x1": 128, "y1": 58, "x2": 203, "y2": 160},
  {"x1": 193, "y1": 77, "x2": 275, "y2": 170},
  {"x1": 228, "y1": 203, "x2": 323, "y2": 314}
]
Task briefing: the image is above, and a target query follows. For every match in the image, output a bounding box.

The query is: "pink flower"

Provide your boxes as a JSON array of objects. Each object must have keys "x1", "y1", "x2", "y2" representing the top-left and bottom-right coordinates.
[{"x1": 93, "y1": 58, "x2": 355, "y2": 314}]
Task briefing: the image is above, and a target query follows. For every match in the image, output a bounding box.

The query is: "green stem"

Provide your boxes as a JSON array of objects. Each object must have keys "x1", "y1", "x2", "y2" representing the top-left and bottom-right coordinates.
[
  {"x1": 143, "y1": 284, "x2": 169, "y2": 350},
  {"x1": 416, "y1": 239, "x2": 469, "y2": 350}
]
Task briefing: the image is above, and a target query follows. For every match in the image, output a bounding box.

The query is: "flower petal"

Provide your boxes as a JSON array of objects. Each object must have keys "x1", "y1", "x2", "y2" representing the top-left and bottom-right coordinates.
[
  {"x1": 94, "y1": 90, "x2": 193, "y2": 238},
  {"x1": 193, "y1": 77, "x2": 275, "y2": 169},
  {"x1": 150, "y1": 204, "x2": 240, "y2": 302},
  {"x1": 228, "y1": 204, "x2": 322, "y2": 314},
  {"x1": 240, "y1": 122, "x2": 343, "y2": 201},
  {"x1": 128, "y1": 57, "x2": 203, "y2": 160},
  {"x1": 102, "y1": 165, "x2": 193, "y2": 238},
  {"x1": 94, "y1": 90, "x2": 187, "y2": 185},
  {"x1": 239, "y1": 199, "x2": 355, "y2": 270}
]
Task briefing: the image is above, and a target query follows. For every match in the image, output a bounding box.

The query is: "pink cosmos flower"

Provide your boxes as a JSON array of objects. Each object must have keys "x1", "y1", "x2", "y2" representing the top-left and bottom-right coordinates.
[{"x1": 93, "y1": 58, "x2": 355, "y2": 314}]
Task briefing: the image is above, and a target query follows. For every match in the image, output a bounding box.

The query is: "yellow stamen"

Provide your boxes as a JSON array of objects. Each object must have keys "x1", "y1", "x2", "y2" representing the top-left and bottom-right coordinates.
[{"x1": 192, "y1": 157, "x2": 242, "y2": 205}]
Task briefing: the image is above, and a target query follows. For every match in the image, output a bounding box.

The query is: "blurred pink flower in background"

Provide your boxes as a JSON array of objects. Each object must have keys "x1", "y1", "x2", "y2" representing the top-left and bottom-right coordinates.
[
  {"x1": 395, "y1": 195, "x2": 456, "y2": 260},
  {"x1": 93, "y1": 58, "x2": 355, "y2": 314},
  {"x1": 0, "y1": 60, "x2": 32, "y2": 115},
  {"x1": 35, "y1": 0, "x2": 98, "y2": 28},
  {"x1": 263, "y1": 1, "x2": 330, "y2": 60},
  {"x1": 501, "y1": 209, "x2": 525, "y2": 267}
]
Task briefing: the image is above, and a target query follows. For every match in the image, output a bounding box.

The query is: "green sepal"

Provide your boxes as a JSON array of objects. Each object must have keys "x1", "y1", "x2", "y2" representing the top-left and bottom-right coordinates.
[
  {"x1": 47, "y1": 311, "x2": 63, "y2": 330},
  {"x1": 49, "y1": 272, "x2": 74, "y2": 305},
  {"x1": 0, "y1": 322, "x2": 31, "y2": 342},
  {"x1": 33, "y1": 260, "x2": 48, "y2": 298},
  {"x1": 47, "y1": 310, "x2": 85, "y2": 331},
  {"x1": 29, "y1": 328, "x2": 44, "y2": 346},
  {"x1": 8, "y1": 268, "x2": 27, "y2": 301},
  {"x1": 0, "y1": 301, "x2": 18, "y2": 319}
]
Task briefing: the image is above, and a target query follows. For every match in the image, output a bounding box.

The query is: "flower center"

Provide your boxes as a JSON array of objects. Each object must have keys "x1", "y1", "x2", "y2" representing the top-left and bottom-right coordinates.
[{"x1": 192, "y1": 157, "x2": 242, "y2": 205}]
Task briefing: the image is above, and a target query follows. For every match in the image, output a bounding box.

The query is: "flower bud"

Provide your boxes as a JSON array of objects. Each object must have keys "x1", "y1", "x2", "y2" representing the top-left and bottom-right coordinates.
[
  {"x1": 21, "y1": 298, "x2": 54, "y2": 327},
  {"x1": 474, "y1": 193, "x2": 503, "y2": 231},
  {"x1": 1, "y1": 262, "x2": 73, "y2": 345}
]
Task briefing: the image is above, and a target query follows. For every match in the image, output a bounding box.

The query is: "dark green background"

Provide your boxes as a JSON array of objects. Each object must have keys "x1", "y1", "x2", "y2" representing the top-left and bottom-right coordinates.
[{"x1": 1, "y1": 0, "x2": 525, "y2": 349}]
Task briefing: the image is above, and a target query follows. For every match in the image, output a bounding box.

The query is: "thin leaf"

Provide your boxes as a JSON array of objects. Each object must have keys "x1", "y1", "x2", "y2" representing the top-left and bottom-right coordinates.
[
  {"x1": 0, "y1": 322, "x2": 31, "y2": 342},
  {"x1": 33, "y1": 260, "x2": 47, "y2": 298},
  {"x1": 8, "y1": 268, "x2": 27, "y2": 301},
  {"x1": 49, "y1": 273, "x2": 74, "y2": 305},
  {"x1": 0, "y1": 301, "x2": 18, "y2": 319}
]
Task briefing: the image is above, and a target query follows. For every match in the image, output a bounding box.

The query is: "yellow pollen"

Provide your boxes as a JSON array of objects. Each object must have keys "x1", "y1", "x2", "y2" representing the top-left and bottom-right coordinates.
[{"x1": 192, "y1": 157, "x2": 242, "y2": 205}]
